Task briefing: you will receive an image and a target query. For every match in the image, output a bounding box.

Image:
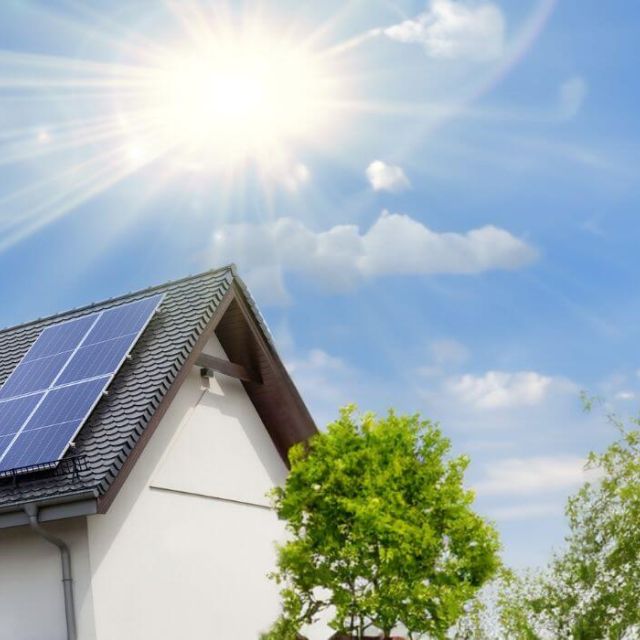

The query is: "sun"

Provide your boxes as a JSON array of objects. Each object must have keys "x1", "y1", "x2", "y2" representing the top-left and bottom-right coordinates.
[{"x1": 132, "y1": 29, "x2": 337, "y2": 167}]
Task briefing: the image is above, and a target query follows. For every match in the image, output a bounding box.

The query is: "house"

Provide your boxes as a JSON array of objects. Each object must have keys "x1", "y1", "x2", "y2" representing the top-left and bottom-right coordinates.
[{"x1": 0, "y1": 266, "x2": 316, "y2": 640}]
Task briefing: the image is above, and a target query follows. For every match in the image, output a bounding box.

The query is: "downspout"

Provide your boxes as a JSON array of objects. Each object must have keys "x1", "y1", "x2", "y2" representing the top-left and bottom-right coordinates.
[{"x1": 23, "y1": 503, "x2": 77, "y2": 640}]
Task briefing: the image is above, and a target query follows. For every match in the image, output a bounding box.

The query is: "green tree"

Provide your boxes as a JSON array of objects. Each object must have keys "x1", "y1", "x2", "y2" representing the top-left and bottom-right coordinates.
[
  {"x1": 514, "y1": 419, "x2": 640, "y2": 639},
  {"x1": 460, "y1": 410, "x2": 640, "y2": 640},
  {"x1": 263, "y1": 406, "x2": 500, "y2": 639}
]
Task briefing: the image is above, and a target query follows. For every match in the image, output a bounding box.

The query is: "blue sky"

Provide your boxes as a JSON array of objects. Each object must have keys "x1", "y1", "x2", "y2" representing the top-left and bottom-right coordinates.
[{"x1": 0, "y1": 0, "x2": 638, "y2": 568}]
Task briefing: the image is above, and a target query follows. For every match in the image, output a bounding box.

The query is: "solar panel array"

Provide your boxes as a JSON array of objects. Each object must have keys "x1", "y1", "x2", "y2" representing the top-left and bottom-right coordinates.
[{"x1": 0, "y1": 293, "x2": 163, "y2": 475}]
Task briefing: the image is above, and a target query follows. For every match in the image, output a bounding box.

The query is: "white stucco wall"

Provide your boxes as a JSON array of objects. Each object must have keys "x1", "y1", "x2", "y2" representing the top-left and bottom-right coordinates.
[
  {"x1": 0, "y1": 333, "x2": 312, "y2": 640},
  {"x1": 86, "y1": 333, "x2": 290, "y2": 639},
  {"x1": 0, "y1": 516, "x2": 96, "y2": 640}
]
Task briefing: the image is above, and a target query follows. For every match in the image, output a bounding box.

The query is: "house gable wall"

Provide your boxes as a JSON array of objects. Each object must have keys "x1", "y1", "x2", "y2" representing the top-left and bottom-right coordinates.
[{"x1": 86, "y1": 333, "x2": 288, "y2": 639}]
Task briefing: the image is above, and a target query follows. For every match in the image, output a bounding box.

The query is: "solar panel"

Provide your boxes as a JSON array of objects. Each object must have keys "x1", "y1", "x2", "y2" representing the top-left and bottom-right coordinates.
[{"x1": 0, "y1": 293, "x2": 163, "y2": 475}]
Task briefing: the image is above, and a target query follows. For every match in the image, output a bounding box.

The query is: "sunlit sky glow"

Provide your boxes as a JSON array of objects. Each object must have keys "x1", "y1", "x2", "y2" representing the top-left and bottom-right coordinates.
[
  {"x1": 120, "y1": 23, "x2": 343, "y2": 169},
  {"x1": 0, "y1": 0, "x2": 639, "y2": 570}
]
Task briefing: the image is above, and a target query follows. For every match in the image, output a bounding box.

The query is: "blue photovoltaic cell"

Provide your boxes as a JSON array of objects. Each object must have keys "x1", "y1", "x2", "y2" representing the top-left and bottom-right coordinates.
[
  {"x1": 0, "y1": 378, "x2": 108, "y2": 473},
  {"x1": 0, "y1": 418, "x2": 80, "y2": 472},
  {"x1": 56, "y1": 335, "x2": 134, "y2": 385},
  {"x1": 0, "y1": 353, "x2": 69, "y2": 400},
  {"x1": 23, "y1": 315, "x2": 96, "y2": 363},
  {"x1": 0, "y1": 394, "x2": 43, "y2": 438},
  {"x1": 0, "y1": 293, "x2": 163, "y2": 474},
  {"x1": 84, "y1": 295, "x2": 162, "y2": 345},
  {"x1": 25, "y1": 377, "x2": 109, "y2": 431}
]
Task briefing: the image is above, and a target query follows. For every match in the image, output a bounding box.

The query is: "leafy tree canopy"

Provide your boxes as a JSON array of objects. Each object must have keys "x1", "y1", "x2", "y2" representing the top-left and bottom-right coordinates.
[
  {"x1": 263, "y1": 406, "x2": 501, "y2": 639},
  {"x1": 454, "y1": 408, "x2": 640, "y2": 640}
]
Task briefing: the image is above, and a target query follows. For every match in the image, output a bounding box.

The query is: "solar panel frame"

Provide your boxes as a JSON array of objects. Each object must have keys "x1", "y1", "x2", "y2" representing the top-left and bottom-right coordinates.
[{"x1": 0, "y1": 293, "x2": 164, "y2": 476}]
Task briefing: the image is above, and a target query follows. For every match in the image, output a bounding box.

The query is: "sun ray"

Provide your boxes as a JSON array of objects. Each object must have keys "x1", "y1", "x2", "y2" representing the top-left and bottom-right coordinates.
[
  {"x1": 0, "y1": 134, "x2": 175, "y2": 251},
  {"x1": 31, "y1": 1, "x2": 173, "y2": 63},
  {"x1": 0, "y1": 110, "x2": 165, "y2": 167}
]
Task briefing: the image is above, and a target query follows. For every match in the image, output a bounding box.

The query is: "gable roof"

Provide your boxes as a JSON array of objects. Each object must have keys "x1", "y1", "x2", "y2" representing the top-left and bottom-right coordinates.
[{"x1": 0, "y1": 266, "x2": 316, "y2": 527}]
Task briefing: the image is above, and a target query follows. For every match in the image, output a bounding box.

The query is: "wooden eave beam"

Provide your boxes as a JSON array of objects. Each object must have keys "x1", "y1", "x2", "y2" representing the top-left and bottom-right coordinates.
[{"x1": 195, "y1": 353, "x2": 260, "y2": 383}]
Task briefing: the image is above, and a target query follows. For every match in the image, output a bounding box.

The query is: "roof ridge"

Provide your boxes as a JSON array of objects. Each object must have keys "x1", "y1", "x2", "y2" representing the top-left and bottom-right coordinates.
[{"x1": 0, "y1": 264, "x2": 236, "y2": 337}]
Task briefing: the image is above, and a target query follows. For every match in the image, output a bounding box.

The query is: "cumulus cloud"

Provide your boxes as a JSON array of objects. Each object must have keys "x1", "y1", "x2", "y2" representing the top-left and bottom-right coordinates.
[
  {"x1": 211, "y1": 212, "x2": 537, "y2": 301},
  {"x1": 474, "y1": 455, "x2": 588, "y2": 496},
  {"x1": 383, "y1": 0, "x2": 505, "y2": 61},
  {"x1": 558, "y1": 76, "x2": 588, "y2": 120},
  {"x1": 444, "y1": 370, "x2": 576, "y2": 410},
  {"x1": 366, "y1": 160, "x2": 410, "y2": 192}
]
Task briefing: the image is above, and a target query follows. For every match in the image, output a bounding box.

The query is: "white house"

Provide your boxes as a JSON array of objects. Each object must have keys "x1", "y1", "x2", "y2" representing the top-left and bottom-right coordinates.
[{"x1": 0, "y1": 266, "x2": 317, "y2": 640}]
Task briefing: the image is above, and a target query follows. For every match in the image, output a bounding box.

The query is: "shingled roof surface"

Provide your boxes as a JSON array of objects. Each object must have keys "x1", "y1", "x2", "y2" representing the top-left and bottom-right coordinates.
[{"x1": 0, "y1": 266, "x2": 235, "y2": 511}]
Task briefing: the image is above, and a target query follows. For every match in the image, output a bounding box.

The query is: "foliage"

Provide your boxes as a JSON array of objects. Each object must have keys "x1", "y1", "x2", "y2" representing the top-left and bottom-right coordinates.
[
  {"x1": 455, "y1": 410, "x2": 640, "y2": 640},
  {"x1": 264, "y1": 406, "x2": 501, "y2": 639}
]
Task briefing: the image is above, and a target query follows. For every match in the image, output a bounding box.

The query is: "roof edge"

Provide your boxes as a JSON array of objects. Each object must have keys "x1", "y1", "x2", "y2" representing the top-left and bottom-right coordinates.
[
  {"x1": 0, "y1": 491, "x2": 98, "y2": 529},
  {"x1": 0, "y1": 264, "x2": 235, "y2": 337}
]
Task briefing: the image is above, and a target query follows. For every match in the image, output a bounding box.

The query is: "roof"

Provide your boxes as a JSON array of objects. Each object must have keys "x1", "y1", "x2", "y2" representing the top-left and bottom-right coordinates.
[{"x1": 0, "y1": 266, "x2": 316, "y2": 525}]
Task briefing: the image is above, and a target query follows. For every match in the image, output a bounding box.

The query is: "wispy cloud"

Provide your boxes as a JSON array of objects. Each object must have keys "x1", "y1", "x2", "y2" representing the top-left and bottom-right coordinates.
[
  {"x1": 429, "y1": 338, "x2": 470, "y2": 366},
  {"x1": 381, "y1": 0, "x2": 505, "y2": 61},
  {"x1": 475, "y1": 455, "x2": 588, "y2": 496},
  {"x1": 366, "y1": 160, "x2": 410, "y2": 192},
  {"x1": 558, "y1": 75, "x2": 588, "y2": 120},
  {"x1": 279, "y1": 161, "x2": 311, "y2": 191},
  {"x1": 212, "y1": 212, "x2": 537, "y2": 302},
  {"x1": 444, "y1": 370, "x2": 576, "y2": 410},
  {"x1": 486, "y1": 501, "x2": 564, "y2": 521},
  {"x1": 417, "y1": 338, "x2": 470, "y2": 377},
  {"x1": 285, "y1": 348, "x2": 362, "y2": 427}
]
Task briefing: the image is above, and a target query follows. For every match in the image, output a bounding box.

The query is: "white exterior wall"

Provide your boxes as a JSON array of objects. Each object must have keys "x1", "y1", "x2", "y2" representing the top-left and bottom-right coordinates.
[
  {"x1": 86, "y1": 334, "x2": 289, "y2": 640},
  {"x1": 0, "y1": 333, "x2": 310, "y2": 640},
  {"x1": 0, "y1": 516, "x2": 96, "y2": 640}
]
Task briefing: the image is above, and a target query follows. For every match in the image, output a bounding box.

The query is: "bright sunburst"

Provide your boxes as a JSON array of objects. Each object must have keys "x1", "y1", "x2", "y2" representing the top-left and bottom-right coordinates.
[
  {"x1": 101, "y1": 14, "x2": 346, "y2": 181},
  {"x1": 148, "y1": 36, "x2": 330, "y2": 161}
]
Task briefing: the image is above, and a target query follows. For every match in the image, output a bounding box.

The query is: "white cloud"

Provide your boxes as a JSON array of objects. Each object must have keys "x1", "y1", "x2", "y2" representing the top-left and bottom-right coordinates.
[
  {"x1": 359, "y1": 213, "x2": 536, "y2": 277},
  {"x1": 281, "y1": 162, "x2": 311, "y2": 191},
  {"x1": 287, "y1": 348, "x2": 347, "y2": 377},
  {"x1": 383, "y1": 0, "x2": 505, "y2": 61},
  {"x1": 486, "y1": 501, "x2": 563, "y2": 521},
  {"x1": 444, "y1": 370, "x2": 575, "y2": 410},
  {"x1": 212, "y1": 212, "x2": 537, "y2": 302},
  {"x1": 475, "y1": 455, "x2": 588, "y2": 496},
  {"x1": 285, "y1": 349, "x2": 359, "y2": 426},
  {"x1": 239, "y1": 264, "x2": 291, "y2": 307},
  {"x1": 366, "y1": 160, "x2": 410, "y2": 192},
  {"x1": 430, "y1": 338, "x2": 469, "y2": 366},
  {"x1": 558, "y1": 76, "x2": 588, "y2": 120},
  {"x1": 417, "y1": 338, "x2": 470, "y2": 377}
]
